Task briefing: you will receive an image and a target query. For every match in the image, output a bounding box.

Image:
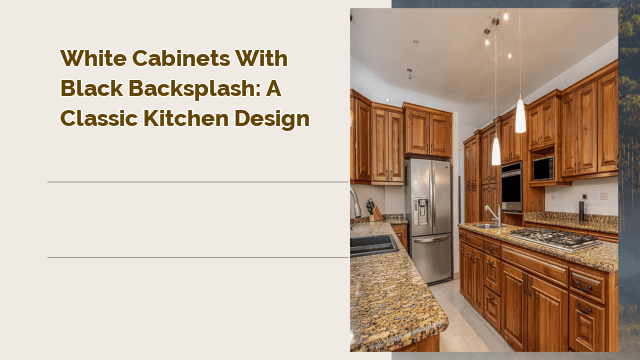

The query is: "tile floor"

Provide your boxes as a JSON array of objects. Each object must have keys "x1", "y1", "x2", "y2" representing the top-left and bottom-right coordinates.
[{"x1": 429, "y1": 279, "x2": 516, "y2": 352}]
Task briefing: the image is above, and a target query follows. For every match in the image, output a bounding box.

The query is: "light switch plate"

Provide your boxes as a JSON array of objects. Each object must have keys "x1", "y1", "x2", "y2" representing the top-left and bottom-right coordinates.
[{"x1": 600, "y1": 192, "x2": 608, "y2": 200}]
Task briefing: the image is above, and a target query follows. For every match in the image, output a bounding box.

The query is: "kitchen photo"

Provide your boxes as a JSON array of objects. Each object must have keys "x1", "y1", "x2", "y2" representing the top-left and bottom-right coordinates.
[{"x1": 350, "y1": 8, "x2": 619, "y2": 353}]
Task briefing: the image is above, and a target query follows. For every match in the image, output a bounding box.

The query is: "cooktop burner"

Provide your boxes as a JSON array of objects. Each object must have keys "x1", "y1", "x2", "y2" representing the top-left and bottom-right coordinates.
[{"x1": 509, "y1": 227, "x2": 601, "y2": 252}]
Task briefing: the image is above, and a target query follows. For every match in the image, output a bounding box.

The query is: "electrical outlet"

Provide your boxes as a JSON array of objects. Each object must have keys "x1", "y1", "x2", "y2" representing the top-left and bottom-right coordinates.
[
  {"x1": 600, "y1": 192, "x2": 608, "y2": 200},
  {"x1": 551, "y1": 195, "x2": 555, "y2": 201}
]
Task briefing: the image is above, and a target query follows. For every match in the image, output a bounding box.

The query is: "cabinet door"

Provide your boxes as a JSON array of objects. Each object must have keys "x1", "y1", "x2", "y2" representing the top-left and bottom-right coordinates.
[
  {"x1": 529, "y1": 105, "x2": 541, "y2": 150},
  {"x1": 371, "y1": 109, "x2": 388, "y2": 182},
  {"x1": 470, "y1": 139, "x2": 478, "y2": 187},
  {"x1": 490, "y1": 183, "x2": 499, "y2": 218},
  {"x1": 577, "y1": 82, "x2": 598, "y2": 175},
  {"x1": 481, "y1": 185, "x2": 490, "y2": 222},
  {"x1": 431, "y1": 113, "x2": 450, "y2": 156},
  {"x1": 501, "y1": 118, "x2": 511, "y2": 163},
  {"x1": 569, "y1": 293, "x2": 605, "y2": 352},
  {"x1": 406, "y1": 110, "x2": 429, "y2": 155},
  {"x1": 350, "y1": 97, "x2": 355, "y2": 181},
  {"x1": 481, "y1": 131, "x2": 490, "y2": 184},
  {"x1": 464, "y1": 246, "x2": 475, "y2": 303},
  {"x1": 484, "y1": 253, "x2": 501, "y2": 295},
  {"x1": 484, "y1": 286, "x2": 502, "y2": 333},
  {"x1": 467, "y1": 186, "x2": 478, "y2": 222},
  {"x1": 459, "y1": 242, "x2": 465, "y2": 296},
  {"x1": 598, "y1": 70, "x2": 618, "y2": 173},
  {"x1": 392, "y1": 224, "x2": 408, "y2": 252},
  {"x1": 541, "y1": 99, "x2": 556, "y2": 147},
  {"x1": 474, "y1": 249, "x2": 484, "y2": 313},
  {"x1": 464, "y1": 143, "x2": 471, "y2": 188},
  {"x1": 502, "y1": 262, "x2": 527, "y2": 352},
  {"x1": 527, "y1": 274, "x2": 569, "y2": 352},
  {"x1": 561, "y1": 93, "x2": 578, "y2": 177},
  {"x1": 355, "y1": 99, "x2": 372, "y2": 181},
  {"x1": 512, "y1": 116, "x2": 524, "y2": 162},
  {"x1": 389, "y1": 112, "x2": 405, "y2": 182}
]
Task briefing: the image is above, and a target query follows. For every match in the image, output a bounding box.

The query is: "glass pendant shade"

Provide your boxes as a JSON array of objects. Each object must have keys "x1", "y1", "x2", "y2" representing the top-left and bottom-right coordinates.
[
  {"x1": 515, "y1": 97, "x2": 526, "y2": 133},
  {"x1": 491, "y1": 136, "x2": 501, "y2": 166}
]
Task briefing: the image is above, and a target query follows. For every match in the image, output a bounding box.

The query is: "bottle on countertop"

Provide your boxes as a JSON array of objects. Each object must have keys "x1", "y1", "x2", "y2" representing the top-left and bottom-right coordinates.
[{"x1": 579, "y1": 194, "x2": 587, "y2": 222}]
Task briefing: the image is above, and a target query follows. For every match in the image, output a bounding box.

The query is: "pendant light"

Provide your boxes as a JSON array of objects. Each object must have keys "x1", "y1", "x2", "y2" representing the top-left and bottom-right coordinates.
[
  {"x1": 515, "y1": 9, "x2": 526, "y2": 133},
  {"x1": 491, "y1": 17, "x2": 501, "y2": 166}
]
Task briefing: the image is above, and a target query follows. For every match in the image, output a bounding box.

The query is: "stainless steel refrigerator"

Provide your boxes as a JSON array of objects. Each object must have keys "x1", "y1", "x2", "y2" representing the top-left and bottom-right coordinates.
[{"x1": 404, "y1": 159, "x2": 452, "y2": 284}]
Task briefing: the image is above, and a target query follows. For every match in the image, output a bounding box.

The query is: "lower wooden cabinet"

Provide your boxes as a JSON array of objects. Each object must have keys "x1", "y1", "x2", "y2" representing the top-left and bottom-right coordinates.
[
  {"x1": 459, "y1": 228, "x2": 616, "y2": 353},
  {"x1": 483, "y1": 286, "x2": 501, "y2": 332},
  {"x1": 392, "y1": 224, "x2": 408, "y2": 252},
  {"x1": 569, "y1": 293, "x2": 605, "y2": 352}
]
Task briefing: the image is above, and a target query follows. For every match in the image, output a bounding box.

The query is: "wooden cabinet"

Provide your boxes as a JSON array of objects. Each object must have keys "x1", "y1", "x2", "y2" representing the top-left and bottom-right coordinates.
[
  {"x1": 351, "y1": 90, "x2": 372, "y2": 182},
  {"x1": 527, "y1": 274, "x2": 569, "y2": 352},
  {"x1": 481, "y1": 184, "x2": 499, "y2": 222},
  {"x1": 598, "y1": 70, "x2": 618, "y2": 173},
  {"x1": 459, "y1": 241, "x2": 465, "y2": 296},
  {"x1": 404, "y1": 103, "x2": 452, "y2": 158},
  {"x1": 473, "y1": 249, "x2": 484, "y2": 313},
  {"x1": 569, "y1": 293, "x2": 605, "y2": 352},
  {"x1": 464, "y1": 186, "x2": 479, "y2": 223},
  {"x1": 500, "y1": 111, "x2": 523, "y2": 164},
  {"x1": 431, "y1": 113, "x2": 452, "y2": 157},
  {"x1": 560, "y1": 62, "x2": 618, "y2": 180},
  {"x1": 502, "y1": 261, "x2": 528, "y2": 352},
  {"x1": 461, "y1": 228, "x2": 617, "y2": 352},
  {"x1": 529, "y1": 98, "x2": 556, "y2": 151},
  {"x1": 464, "y1": 137, "x2": 478, "y2": 188},
  {"x1": 371, "y1": 104, "x2": 404, "y2": 184},
  {"x1": 392, "y1": 224, "x2": 408, "y2": 252},
  {"x1": 481, "y1": 123, "x2": 499, "y2": 184}
]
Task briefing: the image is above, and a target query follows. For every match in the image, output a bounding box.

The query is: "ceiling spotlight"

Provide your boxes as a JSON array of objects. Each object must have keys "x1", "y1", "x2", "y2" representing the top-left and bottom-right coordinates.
[
  {"x1": 484, "y1": 28, "x2": 491, "y2": 45},
  {"x1": 504, "y1": 9, "x2": 509, "y2": 20},
  {"x1": 412, "y1": 39, "x2": 419, "y2": 44},
  {"x1": 407, "y1": 68, "x2": 412, "y2": 80},
  {"x1": 386, "y1": 98, "x2": 390, "y2": 102},
  {"x1": 508, "y1": 53, "x2": 512, "y2": 59}
]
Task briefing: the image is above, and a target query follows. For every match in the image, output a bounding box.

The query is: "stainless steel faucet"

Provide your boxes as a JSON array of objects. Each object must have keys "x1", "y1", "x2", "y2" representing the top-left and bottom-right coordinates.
[
  {"x1": 350, "y1": 187, "x2": 362, "y2": 230},
  {"x1": 485, "y1": 204, "x2": 501, "y2": 226}
]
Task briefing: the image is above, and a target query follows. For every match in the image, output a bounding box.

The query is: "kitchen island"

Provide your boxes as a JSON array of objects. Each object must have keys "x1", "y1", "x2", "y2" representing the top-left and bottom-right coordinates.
[
  {"x1": 458, "y1": 222, "x2": 618, "y2": 352},
  {"x1": 350, "y1": 221, "x2": 448, "y2": 352}
]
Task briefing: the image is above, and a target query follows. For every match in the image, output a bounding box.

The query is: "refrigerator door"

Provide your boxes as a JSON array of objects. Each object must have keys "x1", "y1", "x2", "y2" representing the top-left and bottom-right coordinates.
[
  {"x1": 412, "y1": 233, "x2": 452, "y2": 284},
  {"x1": 432, "y1": 160, "x2": 452, "y2": 235},
  {"x1": 407, "y1": 159, "x2": 432, "y2": 237}
]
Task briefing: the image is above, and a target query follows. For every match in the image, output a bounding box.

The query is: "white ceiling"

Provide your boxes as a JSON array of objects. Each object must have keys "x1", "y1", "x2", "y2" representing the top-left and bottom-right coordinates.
[{"x1": 350, "y1": 8, "x2": 618, "y2": 128}]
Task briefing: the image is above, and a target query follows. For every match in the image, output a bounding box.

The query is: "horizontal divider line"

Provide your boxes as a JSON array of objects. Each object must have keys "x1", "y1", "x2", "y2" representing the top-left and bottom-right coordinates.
[
  {"x1": 48, "y1": 257, "x2": 348, "y2": 259},
  {"x1": 48, "y1": 181, "x2": 347, "y2": 184}
]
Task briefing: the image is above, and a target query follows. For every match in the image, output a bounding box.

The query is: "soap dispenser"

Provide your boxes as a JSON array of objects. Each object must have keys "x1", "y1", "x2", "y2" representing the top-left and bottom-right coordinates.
[{"x1": 579, "y1": 194, "x2": 587, "y2": 222}]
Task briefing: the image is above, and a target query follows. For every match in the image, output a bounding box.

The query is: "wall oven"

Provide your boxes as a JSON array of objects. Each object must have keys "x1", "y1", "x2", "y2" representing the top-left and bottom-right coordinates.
[{"x1": 501, "y1": 162, "x2": 522, "y2": 213}]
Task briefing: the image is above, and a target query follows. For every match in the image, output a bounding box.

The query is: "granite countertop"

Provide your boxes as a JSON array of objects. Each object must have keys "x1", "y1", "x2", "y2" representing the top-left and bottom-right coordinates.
[
  {"x1": 524, "y1": 211, "x2": 618, "y2": 235},
  {"x1": 350, "y1": 222, "x2": 448, "y2": 352},
  {"x1": 458, "y1": 222, "x2": 618, "y2": 273},
  {"x1": 351, "y1": 214, "x2": 408, "y2": 226}
]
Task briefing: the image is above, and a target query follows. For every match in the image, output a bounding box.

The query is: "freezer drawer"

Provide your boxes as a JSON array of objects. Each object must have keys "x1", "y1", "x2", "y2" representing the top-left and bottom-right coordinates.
[{"x1": 412, "y1": 233, "x2": 452, "y2": 284}]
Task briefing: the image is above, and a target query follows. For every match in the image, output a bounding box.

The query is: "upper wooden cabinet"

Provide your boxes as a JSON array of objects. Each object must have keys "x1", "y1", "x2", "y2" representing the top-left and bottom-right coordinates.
[
  {"x1": 351, "y1": 90, "x2": 372, "y2": 182},
  {"x1": 528, "y1": 92, "x2": 559, "y2": 151},
  {"x1": 404, "y1": 103, "x2": 452, "y2": 158},
  {"x1": 500, "y1": 110, "x2": 524, "y2": 164},
  {"x1": 371, "y1": 103, "x2": 404, "y2": 185},
  {"x1": 598, "y1": 70, "x2": 618, "y2": 173},
  {"x1": 481, "y1": 183, "x2": 499, "y2": 222},
  {"x1": 464, "y1": 135, "x2": 479, "y2": 188},
  {"x1": 481, "y1": 122, "x2": 499, "y2": 184},
  {"x1": 560, "y1": 61, "x2": 618, "y2": 180}
]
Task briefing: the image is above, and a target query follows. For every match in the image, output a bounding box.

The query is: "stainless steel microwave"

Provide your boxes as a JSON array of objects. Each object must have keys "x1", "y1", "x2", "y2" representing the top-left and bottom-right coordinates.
[{"x1": 533, "y1": 156, "x2": 554, "y2": 181}]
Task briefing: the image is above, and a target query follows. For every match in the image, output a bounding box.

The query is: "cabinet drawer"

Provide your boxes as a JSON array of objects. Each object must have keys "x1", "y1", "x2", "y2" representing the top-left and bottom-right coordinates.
[
  {"x1": 465, "y1": 232, "x2": 484, "y2": 250},
  {"x1": 483, "y1": 286, "x2": 501, "y2": 333},
  {"x1": 483, "y1": 253, "x2": 501, "y2": 295},
  {"x1": 484, "y1": 238, "x2": 501, "y2": 258},
  {"x1": 502, "y1": 245, "x2": 568, "y2": 287},
  {"x1": 570, "y1": 268, "x2": 605, "y2": 305},
  {"x1": 459, "y1": 231, "x2": 466, "y2": 244},
  {"x1": 569, "y1": 293, "x2": 605, "y2": 352}
]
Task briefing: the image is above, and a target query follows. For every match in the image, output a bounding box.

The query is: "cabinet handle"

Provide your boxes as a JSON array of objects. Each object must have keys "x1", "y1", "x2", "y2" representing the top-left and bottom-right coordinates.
[
  {"x1": 523, "y1": 274, "x2": 527, "y2": 294},
  {"x1": 488, "y1": 294, "x2": 495, "y2": 301},
  {"x1": 576, "y1": 302, "x2": 592, "y2": 315},
  {"x1": 528, "y1": 278, "x2": 532, "y2": 297},
  {"x1": 575, "y1": 280, "x2": 592, "y2": 293}
]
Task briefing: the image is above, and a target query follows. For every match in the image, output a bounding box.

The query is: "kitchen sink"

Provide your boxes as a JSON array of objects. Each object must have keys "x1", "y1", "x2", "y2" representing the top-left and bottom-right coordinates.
[
  {"x1": 350, "y1": 235, "x2": 398, "y2": 257},
  {"x1": 473, "y1": 224, "x2": 507, "y2": 229}
]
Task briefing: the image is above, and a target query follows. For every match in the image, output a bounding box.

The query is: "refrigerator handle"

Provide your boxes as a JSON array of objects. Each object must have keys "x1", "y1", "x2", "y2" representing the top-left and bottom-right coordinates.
[{"x1": 431, "y1": 165, "x2": 436, "y2": 229}]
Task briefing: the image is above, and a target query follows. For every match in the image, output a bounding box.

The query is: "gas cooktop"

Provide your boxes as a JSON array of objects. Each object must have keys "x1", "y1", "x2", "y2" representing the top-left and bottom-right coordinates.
[{"x1": 509, "y1": 227, "x2": 601, "y2": 252}]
